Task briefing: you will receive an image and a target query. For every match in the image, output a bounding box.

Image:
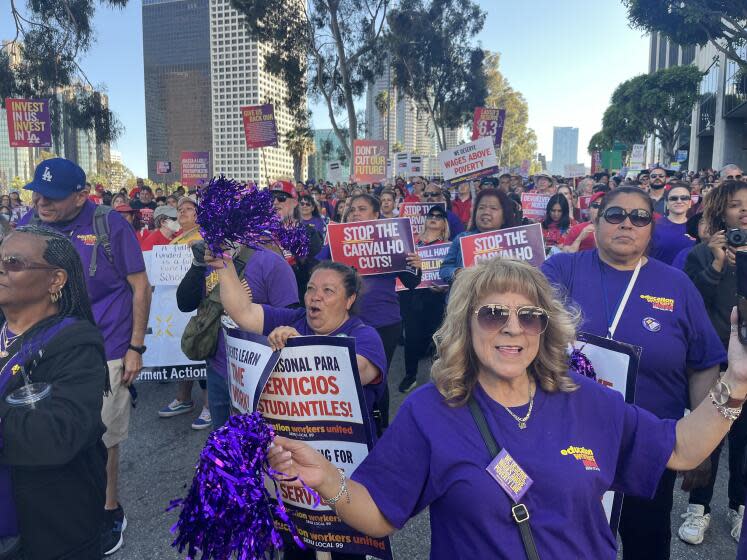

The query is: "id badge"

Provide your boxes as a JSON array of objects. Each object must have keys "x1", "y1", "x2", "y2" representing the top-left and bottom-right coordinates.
[{"x1": 486, "y1": 449, "x2": 533, "y2": 502}]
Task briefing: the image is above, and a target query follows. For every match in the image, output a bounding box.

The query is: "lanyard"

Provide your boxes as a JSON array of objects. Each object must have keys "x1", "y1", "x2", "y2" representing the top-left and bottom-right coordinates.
[{"x1": 600, "y1": 257, "x2": 642, "y2": 340}]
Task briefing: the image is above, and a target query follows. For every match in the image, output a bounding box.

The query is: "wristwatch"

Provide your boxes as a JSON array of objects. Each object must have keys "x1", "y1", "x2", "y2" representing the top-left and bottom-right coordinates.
[
  {"x1": 710, "y1": 380, "x2": 746, "y2": 421},
  {"x1": 128, "y1": 344, "x2": 147, "y2": 355}
]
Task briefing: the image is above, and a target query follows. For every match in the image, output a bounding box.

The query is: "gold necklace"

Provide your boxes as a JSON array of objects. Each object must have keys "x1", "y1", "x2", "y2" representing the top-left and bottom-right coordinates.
[
  {"x1": 500, "y1": 383, "x2": 534, "y2": 429},
  {"x1": 0, "y1": 322, "x2": 21, "y2": 359}
]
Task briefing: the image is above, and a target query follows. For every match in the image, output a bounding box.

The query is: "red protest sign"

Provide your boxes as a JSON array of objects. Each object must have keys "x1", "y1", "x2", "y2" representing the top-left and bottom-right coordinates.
[
  {"x1": 578, "y1": 195, "x2": 592, "y2": 221},
  {"x1": 459, "y1": 223, "x2": 546, "y2": 268},
  {"x1": 471, "y1": 107, "x2": 506, "y2": 149},
  {"x1": 398, "y1": 202, "x2": 445, "y2": 240},
  {"x1": 520, "y1": 193, "x2": 551, "y2": 222},
  {"x1": 327, "y1": 218, "x2": 415, "y2": 275},
  {"x1": 352, "y1": 140, "x2": 387, "y2": 184},
  {"x1": 395, "y1": 242, "x2": 450, "y2": 291},
  {"x1": 241, "y1": 104, "x2": 279, "y2": 149},
  {"x1": 5, "y1": 98, "x2": 52, "y2": 148}
]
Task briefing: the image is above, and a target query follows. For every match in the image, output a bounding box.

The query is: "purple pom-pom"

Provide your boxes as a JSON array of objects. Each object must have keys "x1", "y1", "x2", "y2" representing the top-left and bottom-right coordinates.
[
  {"x1": 196, "y1": 176, "x2": 309, "y2": 258},
  {"x1": 569, "y1": 346, "x2": 596, "y2": 380},
  {"x1": 169, "y1": 412, "x2": 311, "y2": 560}
]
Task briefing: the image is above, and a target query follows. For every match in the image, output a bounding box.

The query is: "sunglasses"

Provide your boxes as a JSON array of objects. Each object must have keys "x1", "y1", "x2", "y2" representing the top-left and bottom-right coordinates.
[
  {"x1": 474, "y1": 304, "x2": 549, "y2": 335},
  {"x1": 423, "y1": 192, "x2": 442, "y2": 198},
  {"x1": 667, "y1": 195, "x2": 690, "y2": 202},
  {"x1": 299, "y1": 200, "x2": 313, "y2": 206},
  {"x1": 272, "y1": 193, "x2": 291, "y2": 202},
  {"x1": 427, "y1": 212, "x2": 447, "y2": 220},
  {"x1": 650, "y1": 173, "x2": 666, "y2": 179},
  {"x1": 602, "y1": 206, "x2": 652, "y2": 227},
  {"x1": 0, "y1": 255, "x2": 59, "y2": 272},
  {"x1": 590, "y1": 202, "x2": 602, "y2": 209}
]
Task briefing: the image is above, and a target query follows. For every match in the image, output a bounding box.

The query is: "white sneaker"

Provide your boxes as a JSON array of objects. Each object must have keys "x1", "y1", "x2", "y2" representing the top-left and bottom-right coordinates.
[
  {"x1": 678, "y1": 504, "x2": 710, "y2": 545},
  {"x1": 728, "y1": 505, "x2": 744, "y2": 542}
]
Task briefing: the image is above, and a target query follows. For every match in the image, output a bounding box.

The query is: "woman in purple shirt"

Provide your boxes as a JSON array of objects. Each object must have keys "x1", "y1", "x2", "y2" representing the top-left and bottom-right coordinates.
[
  {"x1": 651, "y1": 182, "x2": 695, "y2": 265},
  {"x1": 298, "y1": 194, "x2": 327, "y2": 238},
  {"x1": 269, "y1": 257, "x2": 747, "y2": 559}
]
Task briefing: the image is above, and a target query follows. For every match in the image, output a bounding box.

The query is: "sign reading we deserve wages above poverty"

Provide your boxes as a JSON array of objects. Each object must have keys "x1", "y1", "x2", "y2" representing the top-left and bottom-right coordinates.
[{"x1": 438, "y1": 136, "x2": 499, "y2": 185}]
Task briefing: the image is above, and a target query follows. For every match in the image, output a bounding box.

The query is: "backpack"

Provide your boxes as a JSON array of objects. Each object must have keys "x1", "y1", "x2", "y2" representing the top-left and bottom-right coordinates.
[
  {"x1": 30, "y1": 205, "x2": 114, "y2": 277},
  {"x1": 180, "y1": 246, "x2": 255, "y2": 361}
]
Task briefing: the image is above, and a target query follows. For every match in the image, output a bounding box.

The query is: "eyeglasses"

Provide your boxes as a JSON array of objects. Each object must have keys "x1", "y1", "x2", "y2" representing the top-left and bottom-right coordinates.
[
  {"x1": 650, "y1": 173, "x2": 666, "y2": 179},
  {"x1": 474, "y1": 304, "x2": 549, "y2": 335},
  {"x1": 427, "y1": 212, "x2": 447, "y2": 220},
  {"x1": 602, "y1": 206, "x2": 652, "y2": 227},
  {"x1": 423, "y1": 192, "x2": 442, "y2": 198},
  {"x1": 726, "y1": 174, "x2": 743, "y2": 180},
  {"x1": 272, "y1": 192, "x2": 291, "y2": 202},
  {"x1": 0, "y1": 255, "x2": 60, "y2": 272},
  {"x1": 667, "y1": 195, "x2": 690, "y2": 202}
]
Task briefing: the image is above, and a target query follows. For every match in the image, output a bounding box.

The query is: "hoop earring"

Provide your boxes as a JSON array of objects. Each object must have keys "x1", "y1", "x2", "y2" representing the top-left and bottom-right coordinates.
[{"x1": 50, "y1": 291, "x2": 61, "y2": 303}]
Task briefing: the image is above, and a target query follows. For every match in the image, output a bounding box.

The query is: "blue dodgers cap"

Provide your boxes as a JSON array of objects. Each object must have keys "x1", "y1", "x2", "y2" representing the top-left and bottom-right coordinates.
[{"x1": 24, "y1": 158, "x2": 87, "y2": 200}]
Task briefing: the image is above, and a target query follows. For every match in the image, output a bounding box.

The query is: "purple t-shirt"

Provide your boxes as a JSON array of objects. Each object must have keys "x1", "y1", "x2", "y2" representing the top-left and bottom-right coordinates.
[
  {"x1": 541, "y1": 250, "x2": 726, "y2": 419},
  {"x1": 210, "y1": 248, "x2": 299, "y2": 376},
  {"x1": 19, "y1": 201, "x2": 145, "y2": 360},
  {"x1": 671, "y1": 245, "x2": 694, "y2": 271},
  {"x1": 651, "y1": 217, "x2": 695, "y2": 265},
  {"x1": 302, "y1": 216, "x2": 326, "y2": 237},
  {"x1": 260, "y1": 305, "x2": 387, "y2": 422},
  {"x1": 352, "y1": 376, "x2": 676, "y2": 559}
]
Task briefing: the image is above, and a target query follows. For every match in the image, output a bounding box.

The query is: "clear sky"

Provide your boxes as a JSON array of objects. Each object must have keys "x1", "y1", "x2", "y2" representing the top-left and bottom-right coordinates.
[{"x1": 2, "y1": 0, "x2": 649, "y2": 176}]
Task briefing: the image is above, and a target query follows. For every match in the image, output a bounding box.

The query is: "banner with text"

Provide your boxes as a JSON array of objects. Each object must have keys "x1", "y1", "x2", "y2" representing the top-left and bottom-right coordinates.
[
  {"x1": 520, "y1": 192, "x2": 551, "y2": 222},
  {"x1": 250, "y1": 334, "x2": 391, "y2": 558},
  {"x1": 138, "y1": 250, "x2": 206, "y2": 382},
  {"x1": 5, "y1": 98, "x2": 52, "y2": 148},
  {"x1": 395, "y1": 242, "x2": 450, "y2": 291},
  {"x1": 352, "y1": 140, "x2": 387, "y2": 184},
  {"x1": 471, "y1": 107, "x2": 506, "y2": 149},
  {"x1": 327, "y1": 161, "x2": 343, "y2": 183},
  {"x1": 564, "y1": 164, "x2": 586, "y2": 178},
  {"x1": 408, "y1": 154, "x2": 423, "y2": 177},
  {"x1": 398, "y1": 202, "x2": 445, "y2": 240},
  {"x1": 181, "y1": 151, "x2": 210, "y2": 187},
  {"x1": 149, "y1": 245, "x2": 193, "y2": 286},
  {"x1": 223, "y1": 326, "x2": 281, "y2": 413},
  {"x1": 396, "y1": 152, "x2": 409, "y2": 176},
  {"x1": 630, "y1": 144, "x2": 645, "y2": 167},
  {"x1": 459, "y1": 223, "x2": 546, "y2": 268},
  {"x1": 578, "y1": 195, "x2": 592, "y2": 222},
  {"x1": 241, "y1": 104, "x2": 279, "y2": 149},
  {"x1": 327, "y1": 218, "x2": 415, "y2": 276},
  {"x1": 156, "y1": 161, "x2": 172, "y2": 174},
  {"x1": 439, "y1": 137, "x2": 499, "y2": 186}
]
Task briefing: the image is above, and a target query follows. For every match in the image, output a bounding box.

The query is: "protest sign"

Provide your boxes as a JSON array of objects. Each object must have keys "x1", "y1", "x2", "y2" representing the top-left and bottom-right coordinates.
[
  {"x1": 5, "y1": 98, "x2": 52, "y2": 148},
  {"x1": 396, "y1": 152, "x2": 409, "y2": 176},
  {"x1": 408, "y1": 154, "x2": 423, "y2": 177},
  {"x1": 459, "y1": 223, "x2": 545, "y2": 268},
  {"x1": 438, "y1": 137, "x2": 499, "y2": 186},
  {"x1": 521, "y1": 192, "x2": 551, "y2": 222},
  {"x1": 327, "y1": 161, "x2": 342, "y2": 183},
  {"x1": 181, "y1": 151, "x2": 210, "y2": 186},
  {"x1": 578, "y1": 195, "x2": 592, "y2": 221},
  {"x1": 241, "y1": 104, "x2": 279, "y2": 149},
  {"x1": 223, "y1": 327, "x2": 281, "y2": 413},
  {"x1": 395, "y1": 242, "x2": 450, "y2": 291},
  {"x1": 327, "y1": 218, "x2": 415, "y2": 276},
  {"x1": 676, "y1": 149, "x2": 688, "y2": 163},
  {"x1": 352, "y1": 140, "x2": 387, "y2": 183},
  {"x1": 572, "y1": 332, "x2": 641, "y2": 531},
  {"x1": 520, "y1": 159, "x2": 530, "y2": 178},
  {"x1": 156, "y1": 161, "x2": 172, "y2": 174},
  {"x1": 630, "y1": 144, "x2": 645, "y2": 166},
  {"x1": 149, "y1": 244, "x2": 193, "y2": 286},
  {"x1": 564, "y1": 164, "x2": 586, "y2": 178},
  {"x1": 138, "y1": 250, "x2": 205, "y2": 382},
  {"x1": 471, "y1": 107, "x2": 506, "y2": 148},
  {"x1": 591, "y1": 151, "x2": 602, "y2": 175},
  {"x1": 398, "y1": 202, "x2": 445, "y2": 240},
  {"x1": 248, "y1": 335, "x2": 391, "y2": 558}
]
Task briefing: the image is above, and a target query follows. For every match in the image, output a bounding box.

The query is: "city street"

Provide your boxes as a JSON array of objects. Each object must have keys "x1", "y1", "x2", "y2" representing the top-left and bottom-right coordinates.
[{"x1": 118, "y1": 347, "x2": 737, "y2": 560}]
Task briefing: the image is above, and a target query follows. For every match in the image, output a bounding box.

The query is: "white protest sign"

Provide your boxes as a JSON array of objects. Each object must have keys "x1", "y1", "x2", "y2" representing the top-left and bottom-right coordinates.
[
  {"x1": 396, "y1": 152, "x2": 409, "y2": 176},
  {"x1": 224, "y1": 324, "x2": 281, "y2": 413},
  {"x1": 438, "y1": 136, "x2": 499, "y2": 185},
  {"x1": 327, "y1": 161, "x2": 342, "y2": 183},
  {"x1": 630, "y1": 144, "x2": 645, "y2": 166},
  {"x1": 149, "y1": 244, "x2": 193, "y2": 286},
  {"x1": 408, "y1": 154, "x2": 423, "y2": 177}
]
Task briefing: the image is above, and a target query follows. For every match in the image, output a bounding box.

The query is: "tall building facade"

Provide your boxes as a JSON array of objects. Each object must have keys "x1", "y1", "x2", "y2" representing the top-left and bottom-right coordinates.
[
  {"x1": 308, "y1": 128, "x2": 350, "y2": 181},
  {"x1": 551, "y1": 127, "x2": 579, "y2": 175},
  {"x1": 142, "y1": 0, "x2": 213, "y2": 183},
  {"x1": 209, "y1": 0, "x2": 298, "y2": 184}
]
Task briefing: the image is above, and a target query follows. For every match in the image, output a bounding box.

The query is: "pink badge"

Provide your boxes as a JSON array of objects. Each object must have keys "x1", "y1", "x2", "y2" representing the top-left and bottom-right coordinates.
[{"x1": 486, "y1": 449, "x2": 533, "y2": 502}]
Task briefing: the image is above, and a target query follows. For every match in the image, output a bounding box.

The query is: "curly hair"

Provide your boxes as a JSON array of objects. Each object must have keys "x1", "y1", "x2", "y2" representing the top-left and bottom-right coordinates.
[
  {"x1": 431, "y1": 258, "x2": 579, "y2": 407},
  {"x1": 703, "y1": 179, "x2": 747, "y2": 235}
]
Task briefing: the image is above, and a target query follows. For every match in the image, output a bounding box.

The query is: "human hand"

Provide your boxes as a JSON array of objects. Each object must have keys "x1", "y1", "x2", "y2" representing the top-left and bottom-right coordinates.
[
  {"x1": 723, "y1": 308, "x2": 747, "y2": 396},
  {"x1": 204, "y1": 248, "x2": 233, "y2": 270},
  {"x1": 708, "y1": 231, "x2": 727, "y2": 266},
  {"x1": 268, "y1": 436, "x2": 339, "y2": 494},
  {"x1": 122, "y1": 349, "x2": 143, "y2": 386},
  {"x1": 405, "y1": 252, "x2": 422, "y2": 269},
  {"x1": 578, "y1": 223, "x2": 595, "y2": 241},
  {"x1": 267, "y1": 326, "x2": 301, "y2": 351}
]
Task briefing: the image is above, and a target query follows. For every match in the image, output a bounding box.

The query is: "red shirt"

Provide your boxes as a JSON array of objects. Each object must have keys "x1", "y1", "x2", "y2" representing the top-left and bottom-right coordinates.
[
  {"x1": 403, "y1": 194, "x2": 421, "y2": 203},
  {"x1": 451, "y1": 196, "x2": 472, "y2": 226},
  {"x1": 542, "y1": 219, "x2": 577, "y2": 248},
  {"x1": 140, "y1": 229, "x2": 172, "y2": 251},
  {"x1": 561, "y1": 221, "x2": 596, "y2": 251}
]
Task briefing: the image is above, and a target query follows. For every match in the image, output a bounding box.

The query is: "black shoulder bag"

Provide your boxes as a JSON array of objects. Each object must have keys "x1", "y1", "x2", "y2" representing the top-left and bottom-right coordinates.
[{"x1": 468, "y1": 397, "x2": 540, "y2": 560}]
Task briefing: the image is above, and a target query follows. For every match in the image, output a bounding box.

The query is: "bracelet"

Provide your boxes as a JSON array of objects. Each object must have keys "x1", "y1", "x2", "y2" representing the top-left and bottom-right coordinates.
[{"x1": 322, "y1": 468, "x2": 350, "y2": 509}]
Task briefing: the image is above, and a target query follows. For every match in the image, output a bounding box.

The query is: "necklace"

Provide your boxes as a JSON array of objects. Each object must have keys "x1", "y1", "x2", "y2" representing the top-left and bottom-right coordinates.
[
  {"x1": 500, "y1": 383, "x2": 534, "y2": 429},
  {"x1": 0, "y1": 322, "x2": 21, "y2": 359}
]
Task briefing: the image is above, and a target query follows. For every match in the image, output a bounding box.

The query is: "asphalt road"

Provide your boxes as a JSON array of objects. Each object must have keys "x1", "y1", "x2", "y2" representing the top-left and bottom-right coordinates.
[{"x1": 117, "y1": 347, "x2": 736, "y2": 560}]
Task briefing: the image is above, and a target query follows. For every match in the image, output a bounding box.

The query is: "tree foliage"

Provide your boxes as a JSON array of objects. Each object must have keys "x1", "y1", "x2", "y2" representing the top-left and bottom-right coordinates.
[
  {"x1": 285, "y1": 118, "x2": 316, "y2": 182},
  {"x1": 386, "y1": 0, "x2": 488, "y2": 151},
  {"x1": 232, "y1": 0, "x2": 389, "y2": 159},
  {"x1": 623, "y1": 0, "x2": 747, "y2": 69},
  {"x1": 482, "y1": 52, "x2": 537, "y2": 168},
  {"x1": 590, "y1": 65, "x2": 702, "y2": 162},
  {"x1": 2, "y1": 0, "x2": 126, "y2": 146}
]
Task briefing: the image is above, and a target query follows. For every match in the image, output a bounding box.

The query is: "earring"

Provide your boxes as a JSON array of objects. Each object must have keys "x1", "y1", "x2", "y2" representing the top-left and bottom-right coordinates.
[{"x1": 50, "y1": 291, "x2": 61, "y2": 303}]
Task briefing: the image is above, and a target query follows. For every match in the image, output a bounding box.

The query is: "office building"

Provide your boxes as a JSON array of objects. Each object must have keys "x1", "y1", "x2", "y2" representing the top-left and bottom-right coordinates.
[
  {"x1": 142, "y1": 0, "x2": 213, "y2": 183},
  {"x1": 551, "y1": 127, "x2": 579, "y2": 175}
]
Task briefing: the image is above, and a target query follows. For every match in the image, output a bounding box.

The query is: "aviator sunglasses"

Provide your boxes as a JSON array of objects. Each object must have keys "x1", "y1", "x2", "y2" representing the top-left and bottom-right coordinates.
[
  {"x1": 474, "y1": 304, "x2": 549, "y2": 335},
  {"x1": 601, "y1": 206, "x2": 652, "y2": 227}
]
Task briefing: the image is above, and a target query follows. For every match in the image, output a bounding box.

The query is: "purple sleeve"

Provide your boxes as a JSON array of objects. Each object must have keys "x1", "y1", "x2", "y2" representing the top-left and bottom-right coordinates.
[
  {"x1": 447, "y1": 211, "x2": 464, "y2": 238},
  {"x1": 351, "y1": 323, "x2": 387, "y2": 384},
  {"x1": 260, "y1": 305, "x2": 306, "y2": 336},
  {"x1": 681, "y1": 275, "x2": 728, "y2": 369},
  {"x1": 540, "y1": 252, "x2": 570, "y2": 290},
  {"x1": 317, "y1": 245, "x2": 331, "y2": 260},
  {"x1": 351, "y1": 396, "x2": 432, "y2": 528},
  {"x1": 17, "y1": 209, "x2": 32, "y2": 226},
  {"x1": 244, "y1": 250, "x2": 299, "y2": 307},
  {"x1": 611, "y1": 401, "x2": 676, "y2": 499},
  {"x1": 109, "y1": 210, "x2": 146, "y2": 276}
]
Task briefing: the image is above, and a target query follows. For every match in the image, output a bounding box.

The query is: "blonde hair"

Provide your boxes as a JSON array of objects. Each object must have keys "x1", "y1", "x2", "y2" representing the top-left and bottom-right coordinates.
[{"x1": 431, "y1": 258, "x2": 580, "y2": 406}]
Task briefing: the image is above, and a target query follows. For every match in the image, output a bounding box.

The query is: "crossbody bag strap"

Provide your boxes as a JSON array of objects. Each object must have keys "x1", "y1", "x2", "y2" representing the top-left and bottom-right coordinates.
[{"x1": 468, "y1": 396, "x2": 541, "y2": 560}]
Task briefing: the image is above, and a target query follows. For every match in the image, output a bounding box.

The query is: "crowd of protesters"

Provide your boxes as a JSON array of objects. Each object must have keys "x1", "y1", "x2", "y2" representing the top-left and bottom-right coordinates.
[{"x1": 1, "y1": 157, "x2": 747, "y2": 559}]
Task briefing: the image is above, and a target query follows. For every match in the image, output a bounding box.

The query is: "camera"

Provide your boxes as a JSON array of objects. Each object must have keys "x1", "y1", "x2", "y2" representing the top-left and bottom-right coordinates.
[{"x1": 727, "y1": 228, "x2": 747, "y2": 247}]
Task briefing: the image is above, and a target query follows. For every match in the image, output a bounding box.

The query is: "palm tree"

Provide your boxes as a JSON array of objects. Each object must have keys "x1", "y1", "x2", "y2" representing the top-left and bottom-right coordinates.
[
  {"x1": 374, "y1": 90, "x2": 392, "y2": 141},
  {"x1": 285, "y1": 125, "x2": 315, "y2": 182}
]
